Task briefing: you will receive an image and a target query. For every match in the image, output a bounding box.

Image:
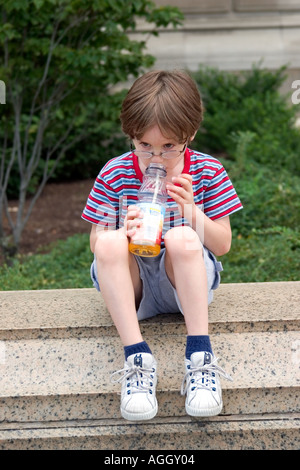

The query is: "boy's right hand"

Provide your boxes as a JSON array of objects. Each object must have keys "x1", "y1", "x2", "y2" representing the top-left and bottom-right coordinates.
[{"x1": 125, "y1": 205, "x2": 143, "y2": 239}]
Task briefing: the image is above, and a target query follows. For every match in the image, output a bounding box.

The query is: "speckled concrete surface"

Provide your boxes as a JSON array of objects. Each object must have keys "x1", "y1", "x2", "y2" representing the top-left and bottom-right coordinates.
[
  {"x1": 0, "y1": 330, "x2": 299, "y2": 422},
  {"x1": 0, "y1": 416, "x2": 299, "y2": 450},
  {"x1": 0, "y1": 282, "x2": 299, "y2": 337},
  {"x1": 0, "y1": 282, "x2": 299, "y2": 449}
]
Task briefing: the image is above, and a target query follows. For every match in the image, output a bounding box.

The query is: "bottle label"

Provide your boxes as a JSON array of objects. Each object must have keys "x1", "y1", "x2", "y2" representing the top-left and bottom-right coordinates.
[{"x1": 131, "y1": 202, "x2": 165, "y2": 246}]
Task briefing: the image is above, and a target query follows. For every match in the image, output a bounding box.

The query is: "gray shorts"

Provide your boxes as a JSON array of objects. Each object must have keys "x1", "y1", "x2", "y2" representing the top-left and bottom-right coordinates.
[{"x1": 90, "y1": 246, "x2": 223, "y2": 321}]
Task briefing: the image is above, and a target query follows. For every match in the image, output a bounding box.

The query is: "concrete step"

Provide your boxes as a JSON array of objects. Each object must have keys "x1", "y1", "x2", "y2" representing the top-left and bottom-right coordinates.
[
  {"x1": 0, "y1": 330, "x2": 299, "y2": 422},
  {"x1": 0, "y1": 282, "x2": 299, "y2": 450},
  {"x1": 0, "y1": 282, "x2": 299, "y2": 340},
  {"x1": 1, "y1": 414, "x2": 299, "y2": 450}
]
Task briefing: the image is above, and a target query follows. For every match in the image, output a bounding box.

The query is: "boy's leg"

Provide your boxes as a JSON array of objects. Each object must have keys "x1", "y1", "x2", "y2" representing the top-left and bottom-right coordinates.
[
  {"x1": 164, "y1": 226, "x2": 212, "y2": 355},
  {"x1": 94, "y1": 228, "x2": 144, "y2": 346},
  {"x1": 94, "y1": 228, "x2": 158, "y2": 421},
  {"x1": 164, "y1": 226, "x2": 209, "y2": 336},
  {"x1": 164, "y1": 226, "x2": 227, "y2": 417}
]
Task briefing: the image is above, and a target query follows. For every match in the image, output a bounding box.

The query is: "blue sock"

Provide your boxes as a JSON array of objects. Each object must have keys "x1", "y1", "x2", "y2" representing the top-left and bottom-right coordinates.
[
  {"x1": 185, "y1": 335, "x2": 213, "y2": 359},
  {"x1": 124, "y1": 341, "x2": 152, "y2": 360}
]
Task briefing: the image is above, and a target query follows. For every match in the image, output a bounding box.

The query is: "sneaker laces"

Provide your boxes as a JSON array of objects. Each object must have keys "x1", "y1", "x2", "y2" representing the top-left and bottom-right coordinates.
[
  {"x1": 181, "y1": 356, "x2": 233, "y2": 396},
  {"x1": 111, "y1": 364, "x2": 156, "y2": 395}
]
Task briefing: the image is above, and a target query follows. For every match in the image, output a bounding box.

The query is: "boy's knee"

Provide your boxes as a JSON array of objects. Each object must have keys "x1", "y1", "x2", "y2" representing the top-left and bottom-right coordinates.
[
  {"x1": 164, "y1": 226, "x2": 203, "y2": 256},
  {"x1": 94, "y1": 229, "x2": 128, "y2": 262}
]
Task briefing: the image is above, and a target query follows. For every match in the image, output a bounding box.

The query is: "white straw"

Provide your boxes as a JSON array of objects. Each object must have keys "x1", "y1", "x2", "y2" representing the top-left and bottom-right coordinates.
[{"x1": 152, "y1": 173, "x2": 160, "y2": 204}]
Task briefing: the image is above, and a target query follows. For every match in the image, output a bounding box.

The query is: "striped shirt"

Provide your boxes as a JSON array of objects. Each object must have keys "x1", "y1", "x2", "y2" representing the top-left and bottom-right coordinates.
[{"x1": 82, "y1": 148, "x2": 242, "y2": 243}]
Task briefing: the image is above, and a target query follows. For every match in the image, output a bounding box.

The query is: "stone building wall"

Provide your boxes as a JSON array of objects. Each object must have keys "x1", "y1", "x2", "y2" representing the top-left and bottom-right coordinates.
[{"x1": 131, "y1": 0, "x2": 300, "y2": 99}]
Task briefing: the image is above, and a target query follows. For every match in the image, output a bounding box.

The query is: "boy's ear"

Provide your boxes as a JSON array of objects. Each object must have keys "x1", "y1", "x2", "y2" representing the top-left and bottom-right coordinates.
[{"x1": 189, "y1": 132, "x2": 197, "y2": 142}]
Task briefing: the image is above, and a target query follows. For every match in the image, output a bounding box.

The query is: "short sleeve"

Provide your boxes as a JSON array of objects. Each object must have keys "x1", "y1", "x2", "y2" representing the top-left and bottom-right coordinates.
[
  {"x1": 81, "y1": 174, "x2": 119, "y2": 229},
  {"x1": 203, "y1": 165, "x2": 243, "y2": 220}
]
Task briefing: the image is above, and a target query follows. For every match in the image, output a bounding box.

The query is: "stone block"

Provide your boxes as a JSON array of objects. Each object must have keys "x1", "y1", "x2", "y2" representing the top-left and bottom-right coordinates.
[
  {"x1": 155, "y1": 0, "x2": 231, "y2": 14},
  {"x1": 234, "y1": 0, "x2": 300, "y2": 12}
]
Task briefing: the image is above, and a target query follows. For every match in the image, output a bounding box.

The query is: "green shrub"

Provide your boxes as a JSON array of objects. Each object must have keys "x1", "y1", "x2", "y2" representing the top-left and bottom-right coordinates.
[
  {"x1": 220, "y1": 153, "x2": 300, "y2": 236},
  {"x1": 192, "y1": 64, "x2": 300, "y2": 174}
]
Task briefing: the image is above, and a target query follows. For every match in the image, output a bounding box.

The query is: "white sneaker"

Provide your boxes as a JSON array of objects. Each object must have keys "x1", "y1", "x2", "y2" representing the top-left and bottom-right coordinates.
[
  {"x1": 181, "y1": 351, "x2": 233, "y2": 417},
  {"x1": 111, "y1": 352, "x2": 158, "y2": 421}
]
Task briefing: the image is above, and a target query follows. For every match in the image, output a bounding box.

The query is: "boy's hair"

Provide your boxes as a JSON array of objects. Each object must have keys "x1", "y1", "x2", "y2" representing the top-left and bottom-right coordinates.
[{"x1": 120, "y1": 70, "x2": 203, "y2": 144}]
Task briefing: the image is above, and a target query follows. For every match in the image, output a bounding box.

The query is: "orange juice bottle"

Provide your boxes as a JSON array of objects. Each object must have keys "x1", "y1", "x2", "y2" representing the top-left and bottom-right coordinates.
[{"x1": 129, "y1": 163, "x2": 167, "y2": 257}]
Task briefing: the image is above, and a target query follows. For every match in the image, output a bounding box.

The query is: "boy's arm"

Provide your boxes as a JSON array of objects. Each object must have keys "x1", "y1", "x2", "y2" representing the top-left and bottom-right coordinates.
[
  {"x1": 166, "y1": 173, "x2": 232, "y2": 256},
  {"x1": 191, "y1": 208, "x2": 231, "y2": 256}
]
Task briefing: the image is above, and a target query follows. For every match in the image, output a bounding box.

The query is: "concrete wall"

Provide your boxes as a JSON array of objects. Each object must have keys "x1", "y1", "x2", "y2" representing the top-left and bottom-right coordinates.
[{"x1": 131, "y1": 0, "x2": 300, "y2": 99}]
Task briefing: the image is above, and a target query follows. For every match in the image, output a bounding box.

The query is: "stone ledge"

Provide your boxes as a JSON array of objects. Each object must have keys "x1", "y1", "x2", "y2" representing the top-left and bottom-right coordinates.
[{"x1": 0, "y1": 282, "x2": 299, "y2": 331}]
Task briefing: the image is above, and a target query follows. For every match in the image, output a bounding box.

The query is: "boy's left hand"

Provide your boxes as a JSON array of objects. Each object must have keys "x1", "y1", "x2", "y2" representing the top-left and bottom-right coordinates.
[{"x1": 166, "y1": 173, "x2": 195, "y2": 217}]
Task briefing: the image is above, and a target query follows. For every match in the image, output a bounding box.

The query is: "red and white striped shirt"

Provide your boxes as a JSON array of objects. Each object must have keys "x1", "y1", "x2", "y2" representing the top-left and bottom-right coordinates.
[{"x1": 82, "y1": 148, "x2": 242, "y2": 243}]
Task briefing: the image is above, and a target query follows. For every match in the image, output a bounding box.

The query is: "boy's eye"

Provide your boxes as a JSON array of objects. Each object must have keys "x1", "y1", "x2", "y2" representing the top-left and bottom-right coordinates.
[{"x1": 164, "y1": 143, "x2": 174, "y2": 150}]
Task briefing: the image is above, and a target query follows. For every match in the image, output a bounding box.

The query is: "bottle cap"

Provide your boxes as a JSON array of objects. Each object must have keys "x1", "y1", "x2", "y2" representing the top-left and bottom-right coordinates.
[{"x1": 145, "y1": 162, "x2": 167, "y2": 176}]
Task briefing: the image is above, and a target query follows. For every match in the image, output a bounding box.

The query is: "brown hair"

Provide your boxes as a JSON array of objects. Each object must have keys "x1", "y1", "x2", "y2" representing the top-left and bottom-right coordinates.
[{"x1": 120, "y1": 70, "x2": 203, "y2": 144}]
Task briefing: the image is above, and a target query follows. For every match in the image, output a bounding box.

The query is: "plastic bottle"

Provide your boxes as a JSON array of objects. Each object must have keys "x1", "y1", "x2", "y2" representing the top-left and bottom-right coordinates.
[{"x1": 129, "y1": 163, "x2": 168, "y2": 257}]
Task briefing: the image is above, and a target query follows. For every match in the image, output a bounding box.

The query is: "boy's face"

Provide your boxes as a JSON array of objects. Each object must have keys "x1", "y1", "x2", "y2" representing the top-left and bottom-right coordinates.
[{"x1": 132, "y1": 125, "x2": 188, "y2": 175}]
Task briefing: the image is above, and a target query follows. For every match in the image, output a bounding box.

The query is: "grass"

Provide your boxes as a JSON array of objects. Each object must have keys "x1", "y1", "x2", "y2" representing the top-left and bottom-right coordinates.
[
  {"x1": 221, "y1": 227, "x2": 300, "y2": 283},
  {"x1": 0, "y1": 234, "x2": 93, "y2": 290},
  {"x1": 0, "y1": 224, "x2": 299, "y2": 291}
]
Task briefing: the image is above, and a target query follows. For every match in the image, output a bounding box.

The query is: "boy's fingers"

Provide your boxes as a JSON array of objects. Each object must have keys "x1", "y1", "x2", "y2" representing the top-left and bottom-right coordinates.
[{"x1": 172, "y1": 174, "x2": 192, "y2": 188}]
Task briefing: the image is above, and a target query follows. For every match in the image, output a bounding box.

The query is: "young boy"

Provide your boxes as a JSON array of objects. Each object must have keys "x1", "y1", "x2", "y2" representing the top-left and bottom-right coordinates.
[{"x1": 82, "y1": 70, "x2": 242, "y2": 421}]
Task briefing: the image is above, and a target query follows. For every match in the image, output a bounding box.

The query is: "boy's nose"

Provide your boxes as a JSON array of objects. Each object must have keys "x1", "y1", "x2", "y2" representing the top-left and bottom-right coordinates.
[{"x1": 151, "y1": 153, "x2": 164, "y2": 163}]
